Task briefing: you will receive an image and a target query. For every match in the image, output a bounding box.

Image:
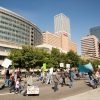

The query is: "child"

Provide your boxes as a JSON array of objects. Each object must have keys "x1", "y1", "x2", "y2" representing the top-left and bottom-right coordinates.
[{"x1": 15, "y1": 77, "x2": 20, "y2": 93}]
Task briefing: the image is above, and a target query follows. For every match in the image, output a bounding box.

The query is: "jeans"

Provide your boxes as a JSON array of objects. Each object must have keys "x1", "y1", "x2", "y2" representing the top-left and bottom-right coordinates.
[
  {"x1": 5, "y1": 79, "x2": 9, "y2": 86},
  {"x1": 69, "y1": 78, "x2": 74, "y2": 88},
  {"x1": 54, "y1": 82, "x2": 58, "y2": 92}
]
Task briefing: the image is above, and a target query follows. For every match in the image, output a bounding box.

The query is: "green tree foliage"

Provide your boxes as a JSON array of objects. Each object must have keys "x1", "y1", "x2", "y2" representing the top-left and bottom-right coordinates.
[
  {"x1": 8, "y1": 49, "x2": 22, "y2": 68},
  {"x1": 50, "y1": 48, "x2": 61, "y2": 68},
  {"x1": 66, "y1": 50, "x2": 80, "y2": 67},
  {"x1": 9, "y1": 45, "x2": 100, "y2": 69},
  {"x1": 8, "y1": 45, "x2": 50, "y2": 68}
]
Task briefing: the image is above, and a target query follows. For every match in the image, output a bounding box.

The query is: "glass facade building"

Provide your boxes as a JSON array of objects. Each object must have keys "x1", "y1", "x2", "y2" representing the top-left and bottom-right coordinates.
[
  {"x1": 0, "y1": 7, "x2": 43, "y2": 62},
  {"x1": 90, "y1": 26, "x2": 100, "y2": 42}
]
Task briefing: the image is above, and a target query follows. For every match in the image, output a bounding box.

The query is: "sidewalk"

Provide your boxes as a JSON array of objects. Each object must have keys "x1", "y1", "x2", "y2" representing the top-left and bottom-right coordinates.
[{"x1": 60, "y1": 87, "x2": 100, "y2": 100}]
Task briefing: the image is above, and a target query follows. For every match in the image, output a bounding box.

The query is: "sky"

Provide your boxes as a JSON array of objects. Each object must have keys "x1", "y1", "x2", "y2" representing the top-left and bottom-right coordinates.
[{"x1": 0, "y1": 0, "x2": 100, "y2": 55}]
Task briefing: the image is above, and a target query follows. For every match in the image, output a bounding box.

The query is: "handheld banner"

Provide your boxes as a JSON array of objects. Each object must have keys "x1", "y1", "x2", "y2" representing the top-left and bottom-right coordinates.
[
  {"x1": 2, "y1": 58, "x2": 12, "y2": 68},
  {"x1": 78, "y1": 63, "x2": 93, "y2": 73}
]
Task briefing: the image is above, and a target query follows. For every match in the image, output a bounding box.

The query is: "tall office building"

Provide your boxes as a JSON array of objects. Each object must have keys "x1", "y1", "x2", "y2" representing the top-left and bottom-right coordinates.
[
  {"x1": 81, "y1": 35, "x2": 100, "y2": 58},
  {"x1": 54, "y1": 13, "x2": 71, "y2": 38},
  {"x1": 90, "y1": 26, "x2": 100, "y2": 42}
]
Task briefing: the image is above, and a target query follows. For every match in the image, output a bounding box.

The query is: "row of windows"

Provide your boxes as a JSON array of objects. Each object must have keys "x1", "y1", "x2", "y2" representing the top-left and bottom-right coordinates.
[
  {"x1": 0, "y1": 25, "x2": 30, "y2": 37},
  {"x1": 0, "y1": 20, "x2": 30, "y2": 33},
  {"x1": 0, "y1": 35, "x2": 29, "y2": 45},
  {"x1": 0, "y1": 30, "x2": 43, "y2": 46},
  {"x1": 0, "y1": 30, "x2": 29, "y2": 44},
  {"x1": 0, "y1": 13, "x2": 30, "y2": 29},
  {"x1": 0, "y1": 13, "x2": 42, "y2": 46},
  {"x1": 0, "y1": 46, "x2": 11, "y2": 52}
]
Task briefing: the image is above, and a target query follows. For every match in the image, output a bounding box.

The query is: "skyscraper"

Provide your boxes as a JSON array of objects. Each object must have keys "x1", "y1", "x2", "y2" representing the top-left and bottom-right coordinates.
[
  {"x1": 90, "y1": 26, "x2": 100, "y2": 42},
  {"x1": 54, "y1": 13, "x2": 71, "y2": 38}
]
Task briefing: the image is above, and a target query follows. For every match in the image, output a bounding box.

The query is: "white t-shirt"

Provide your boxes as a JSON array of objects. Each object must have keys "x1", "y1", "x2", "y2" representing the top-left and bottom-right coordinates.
[{"x1": 15, "y1": 81, "x2": 19, "y2": 88}]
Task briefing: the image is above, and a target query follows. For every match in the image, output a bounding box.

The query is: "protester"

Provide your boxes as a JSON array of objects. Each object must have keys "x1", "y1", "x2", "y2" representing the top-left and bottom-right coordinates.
[
  {"x1": 17, "y1": 68, "x2": 22, "y2": 81},
  {"x1": 9, "y1": 76, "x2": 15, "y2": 93},
  {"x1": 4, "y1": 68, "x2": 10, "y2": 86},
  {"x1": 60, "y1": 69, "x2": 66, "y2": 87},
  {"x1": 88, "y1": 71, "x2": 97, "y2": 89},
  {"x1": 14, "y1": 70, "x2": 17, "y2": 82},
  {"x1": 68, "y1": 68, "x2": 75, "y2": 88},
  {"x1": 52, "y1": 69, "x2": 59, "y2": 92},
  {"x1": 95, "y1": 69, "x2": 100, "y2": 84},
  {"x1": 36, "y1": 70, "x2": 41, "y2": 81},
  {"x1": 15, "y1": 77, "x2": 20, "y2": 93}
]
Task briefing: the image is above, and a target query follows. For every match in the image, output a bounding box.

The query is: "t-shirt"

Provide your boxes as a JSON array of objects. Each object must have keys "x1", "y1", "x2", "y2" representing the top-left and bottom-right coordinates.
[{"x1": 15, "y1": 81, "x2": 19, "y2": 88}]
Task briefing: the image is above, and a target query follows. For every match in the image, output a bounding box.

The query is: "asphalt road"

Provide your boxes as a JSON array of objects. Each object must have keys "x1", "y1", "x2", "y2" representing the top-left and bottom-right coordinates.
[{"x1": 0, "y1": 79, "x2": 99, "y2": 100}]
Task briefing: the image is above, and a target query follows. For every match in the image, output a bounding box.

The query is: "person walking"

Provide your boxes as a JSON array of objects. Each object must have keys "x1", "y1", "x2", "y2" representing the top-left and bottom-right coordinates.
[
  {"x1": 52, "y1": 69, "x2": 59, "y2": 92},
  {"x1": 60, "y1": 69, "x2": 66, "y2": 87},
  {"x1": 68, "y1": 68, "x2": 75, "y2": 88},
  {"x1": 95, "y1": 69, "x2": 100, "y2": 84},
  {"x1": 4, "y1": 69, "x2": 10, "y2": 86}
]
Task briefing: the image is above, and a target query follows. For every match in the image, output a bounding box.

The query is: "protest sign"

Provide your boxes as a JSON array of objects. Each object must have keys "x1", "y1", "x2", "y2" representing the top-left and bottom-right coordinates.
[
  {"x1": 60, "y1": 63, "x2": 64, "y2": 67},
  {"x1": 2, "y1": 58, "x2": 12, "y2": 68},
  {"x1": 49, "y1": 67, "x2": 53, "y2": 74},
  {"x1": 98, "y1": 65, "x2": 100, "y2": 69},
  {"x1": 27, "y1": 86, "x2": 39, "y2": 94},
  {"x1": 66, "y1": 64, "x2": 70, "y2": 69}
]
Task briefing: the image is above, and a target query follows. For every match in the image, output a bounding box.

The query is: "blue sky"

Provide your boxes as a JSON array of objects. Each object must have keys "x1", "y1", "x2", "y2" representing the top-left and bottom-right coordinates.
[{"x1": 0, "y1": 0, "x2": 100, "y2": 55}]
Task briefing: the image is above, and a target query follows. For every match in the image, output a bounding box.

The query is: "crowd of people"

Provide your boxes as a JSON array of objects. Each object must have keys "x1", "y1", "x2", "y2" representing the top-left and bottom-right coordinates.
[{"x1": 1, "y1": 67, "x2": 100, "y2": 95}]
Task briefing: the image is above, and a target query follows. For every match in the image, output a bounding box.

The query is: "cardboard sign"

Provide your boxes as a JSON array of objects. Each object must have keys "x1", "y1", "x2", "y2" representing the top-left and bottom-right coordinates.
[
  {"x1": 98, "y1": 65, "x2": 100, "y2": 69},
  {"x1": 49, "y1": 67, "x2": 53, "y2": 74},
  {"x1": 60, "y1": 63, "x2": 64, "y2": 67},
  {"x1": 27, "y1": 86, "x2": 39, "y2": 94},
  {"x1": 66, "y1": 64, "x2": 70, "y2": 69},
  {"x1": 2, "y1": 58, "x2": 12, "y2": 68}
]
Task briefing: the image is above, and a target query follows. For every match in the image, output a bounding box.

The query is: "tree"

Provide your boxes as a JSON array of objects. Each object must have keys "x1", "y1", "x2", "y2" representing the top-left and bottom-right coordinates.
[
  {"x1": 8, "y1": 45, "x2": 50, "y2": 69},
  {"x1": 50, "y1": 48, "x2": 61, "y2": 68},
  {"x1": 21, "y1": 45, "x2": 35, "y2": 68},
  {"x1": 66, "y1": 50, "x2": 80, "y2": 67},
  {"x1": 8, "y1": 49, "x2": 22, "y2": 68}
]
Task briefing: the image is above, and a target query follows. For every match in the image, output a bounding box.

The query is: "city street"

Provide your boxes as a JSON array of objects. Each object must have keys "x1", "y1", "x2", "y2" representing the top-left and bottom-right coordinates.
[{"x1": 0, "y1": 80, "x2": 98, "y2": 100}]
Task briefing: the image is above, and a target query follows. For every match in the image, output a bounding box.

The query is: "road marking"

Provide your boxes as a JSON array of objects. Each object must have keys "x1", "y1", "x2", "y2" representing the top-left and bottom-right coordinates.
[{"x1": 0, "y1": 93, "x2": 14, "y2": 96}]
